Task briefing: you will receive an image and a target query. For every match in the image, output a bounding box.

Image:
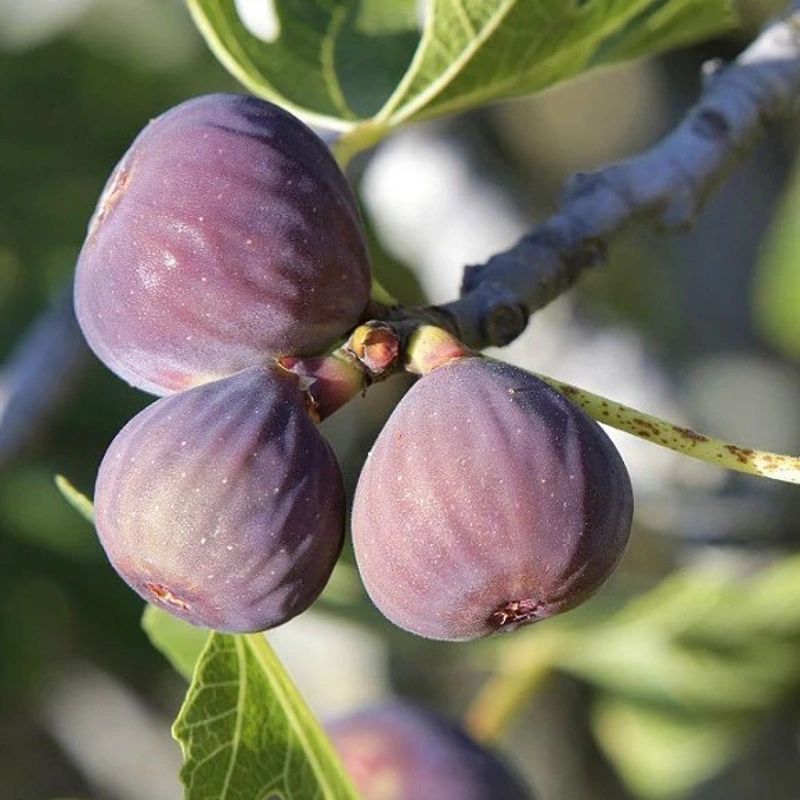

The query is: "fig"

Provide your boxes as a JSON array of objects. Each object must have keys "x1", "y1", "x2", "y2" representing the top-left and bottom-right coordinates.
[
  {"x1": 93, "y1": 365, "x2": 345, "y2": 632},
  {"x1": 352, "y1": 356, "x2": 633, "y2": 641},
  {"x1": 74, "y1": 93, "x2": 371, "y2": 396},
  {"x1": 327, "y1": 701, "x2": 534, "y2": 800}
]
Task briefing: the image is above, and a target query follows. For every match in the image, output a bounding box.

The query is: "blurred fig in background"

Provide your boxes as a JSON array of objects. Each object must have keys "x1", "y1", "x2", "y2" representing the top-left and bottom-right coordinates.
[
  {"x1": 327, "y1": 701, "x2": 535, "y2": 800},
  {"x1": 353, "y1": 356, "x2": 633, "y2": 641},
  {"x1": 74, "y1": 93, "x2": 372, "y2": 396},
  {"x1": 93, "y1": 365, "x2": 345, "y2": 632}
]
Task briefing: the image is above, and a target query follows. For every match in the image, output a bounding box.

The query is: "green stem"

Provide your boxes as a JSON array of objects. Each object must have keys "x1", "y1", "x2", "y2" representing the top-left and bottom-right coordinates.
[
  {"x1": 330, "y1": 120, "x2": 389, "y2": 170},
  {"x1": 537, "y1": 373, "x2": 800, "y2": 485}
]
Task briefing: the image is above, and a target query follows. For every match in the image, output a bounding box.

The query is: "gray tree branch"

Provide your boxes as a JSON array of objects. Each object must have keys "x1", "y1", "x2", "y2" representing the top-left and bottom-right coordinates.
[{"x1": 434, "y1": 2, "x2": 800, "y2": 350}]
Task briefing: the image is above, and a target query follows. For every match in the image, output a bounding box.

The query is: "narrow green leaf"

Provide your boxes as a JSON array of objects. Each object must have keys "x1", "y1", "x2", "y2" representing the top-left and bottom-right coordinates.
[
  {"x1": 54, "y1": 474, "x2": 94, "y2": 523},
  {"x1": 186, "y1": 0, "x2": 419, "y2": 127},
  {"x1": 376, "y1": 0, "x2": 736, "y2": 127},
  {"x1": 173, "y1": 632, "x2": 360, "y2": 800},
  {"x1": 142, "y1": 605, "x2": 210, "y2": 682}
]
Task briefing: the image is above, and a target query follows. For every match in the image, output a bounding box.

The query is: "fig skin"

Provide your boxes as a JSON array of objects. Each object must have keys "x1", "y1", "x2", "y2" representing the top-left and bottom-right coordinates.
[
  {"x1": 74, "y1": 93, "x2": 371, "y2": 396},
  {"x1": 352, "y1": 356, "x2": 633, "y2": 641},
  {"x1": 93, "y1": 366, "x2": 345, "y2": 633},
  {"x1": 327, "y1": 701, "x2": 534, "y2": 800}
]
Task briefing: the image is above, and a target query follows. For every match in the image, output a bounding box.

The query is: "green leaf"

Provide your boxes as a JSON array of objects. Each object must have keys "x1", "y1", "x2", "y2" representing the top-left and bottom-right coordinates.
[
  {"x1": 589, "y1": 0, "x2": 738, "y2": 66},
  {"x1": 142, "y1": 605, "x2": 210, "y2": 682},
  {"x1": 54, "y1": 474, "x2": 94, "y2": 523},
  {"x1": 173, "y1": 632, "x2": 360, "y2": 800},
  {"x1": 377, "y1": 0, "x2": 736, "y2": 126},
  {"x1": 187, "y1": 0, "x2": 735, "y2": 136},
  {"x1": 556, "y1": 559, "x2": 800, "y2": 714},
  {"x1": 592, "y1": 697, "x2": 754, "y2": 799},
  {"x1": 544, "y1": 558, "x2": 800, "y2": 797},
  {"x1": 186, "y1": 0, "x2": 420, "y2": 127}
]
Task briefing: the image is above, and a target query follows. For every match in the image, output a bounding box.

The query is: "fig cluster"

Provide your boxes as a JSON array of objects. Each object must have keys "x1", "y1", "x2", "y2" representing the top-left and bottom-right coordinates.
[
  {"x1": 76, "y1": 92, "x2": 634, "y2": 640},
  {"x1": 76, "y1": 94, "x2": 370, "y2": 632},
  {"x1": 327, "y1": 701, "x2": 535, "y2": 800}
]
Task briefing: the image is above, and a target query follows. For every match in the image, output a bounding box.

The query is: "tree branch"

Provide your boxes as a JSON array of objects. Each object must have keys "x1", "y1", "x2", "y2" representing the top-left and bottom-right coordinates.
[{"x1": 434, "y1": 2, "x2": 800, "y2": 350}]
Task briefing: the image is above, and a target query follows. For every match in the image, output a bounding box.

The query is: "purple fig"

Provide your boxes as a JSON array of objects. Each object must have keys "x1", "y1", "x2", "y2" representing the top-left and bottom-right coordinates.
[
  {"x1": 327, "y1": 701, "x2": 535, "y2": 800},
  {"x1": 93, "y1": 366, "x2": 344, "y2": 632},
  {"x1": 352, "y1": 356, "x2": 633, "y2": 641},
  {"x1": 75, "y1": 93, "x2": 371, "y2": 395}
]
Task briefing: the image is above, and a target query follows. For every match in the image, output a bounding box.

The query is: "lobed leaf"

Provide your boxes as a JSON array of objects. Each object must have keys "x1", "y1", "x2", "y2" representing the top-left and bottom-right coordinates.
[
  {"x1": 376, "y1": 0, "x2": 736, "y2": 127},
  {"x1": 173, "y1": 632, "x2": 360, "y2": 800},
  {"x1": 186, "y1": 0, "x2": 735, "y2": 138},
  {"x1": 185, "y1": 0, "x2": 420, "y2": 128}
]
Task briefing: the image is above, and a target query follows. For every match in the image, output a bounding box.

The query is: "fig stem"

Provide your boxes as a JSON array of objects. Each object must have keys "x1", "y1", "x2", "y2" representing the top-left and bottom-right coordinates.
[
  {"x1": 338, "y1": 322, "x2": 800, "y2": 486},
  {"x1": 331, "y1": 121, "x2": 388, "y2": 169},
  {"x1": 536, "y1": 372, "x2": 800, "y2": 485}
]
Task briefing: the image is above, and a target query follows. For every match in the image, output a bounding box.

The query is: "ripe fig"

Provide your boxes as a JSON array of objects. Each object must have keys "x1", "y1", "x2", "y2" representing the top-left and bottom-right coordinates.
[
  {"x1": 327, "y1": 701, "x2": 534, "y2": 800},
  {"x1": 352, "y1": 356, "x2": 633, "y2": 641},
  {"x1": 93, "y1": 366, "x2": 345, "y2": 632},
  {"x1": 74, "y1": 93, "x2": 371, "y2": 396}
]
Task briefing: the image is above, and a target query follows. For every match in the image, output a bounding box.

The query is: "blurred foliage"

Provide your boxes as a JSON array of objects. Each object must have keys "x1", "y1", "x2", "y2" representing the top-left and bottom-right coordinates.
[
  {"x1": 754, "y1": 153, "x2": 800, "y2": 360},
  {"x1": 465, "y1": 555, "x2": 800, "y2": 798},
  {"x1": 142, "y1": 606, "x2": 208, "y2": 683},
  {"x1": 0, "y1": 6, "x2": 236, "y2": 796}
]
